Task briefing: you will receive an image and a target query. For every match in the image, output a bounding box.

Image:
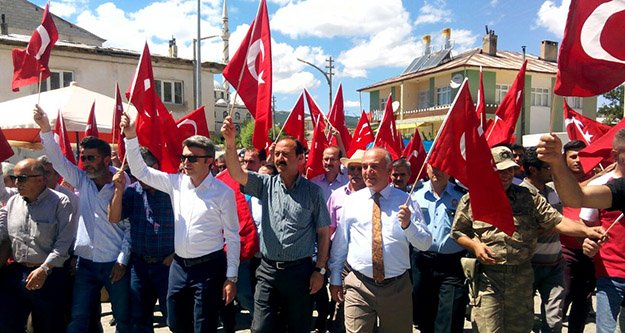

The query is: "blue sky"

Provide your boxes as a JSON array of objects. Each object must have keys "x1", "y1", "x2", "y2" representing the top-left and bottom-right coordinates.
[{"x1": 34, "y1": 0, "x2": 571, "y2": 116}]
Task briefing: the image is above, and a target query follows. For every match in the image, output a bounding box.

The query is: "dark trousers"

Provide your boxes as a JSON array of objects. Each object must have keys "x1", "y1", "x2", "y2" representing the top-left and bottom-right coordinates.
[
  {"x1": 313, "y1": 276, "x2": 330, "y2": 331},
  {"x1": 0, "y1": 262, "x2": 71, "y2": 333},
  {"x1": 68, "y1": 258, "x2": 130, "y2": 333},
  {"x1": 252, "y1": 257, "x2": 314, "y2": 333},
  {"x1": 562, "y1": 246, "x2": 596, "y2": 333},
  {"x1": 167, "y1": 252, "x2": 226, "y2": 333},
  {"x1": 411, "y1": 250, "x2": 468, "y2": 333},
  {"x1": 130, "y1": 255, "x2": 171, "y2": 333}
]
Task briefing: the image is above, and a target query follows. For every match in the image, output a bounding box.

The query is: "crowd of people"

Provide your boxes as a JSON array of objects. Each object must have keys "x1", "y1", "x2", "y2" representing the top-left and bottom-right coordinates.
[{"x1": 0, "y1": 107, "x2": 621, "y2": 333}]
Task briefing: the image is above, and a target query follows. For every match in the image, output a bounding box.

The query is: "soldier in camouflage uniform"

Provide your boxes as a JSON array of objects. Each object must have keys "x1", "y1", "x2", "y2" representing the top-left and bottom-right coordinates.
[{"x1": 451, "y1": 146, "x2": 604, "y2": 333}]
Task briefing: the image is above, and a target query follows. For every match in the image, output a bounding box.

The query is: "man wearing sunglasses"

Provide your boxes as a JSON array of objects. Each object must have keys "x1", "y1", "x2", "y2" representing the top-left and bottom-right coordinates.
[
  {"x1": 0, "y1": 158, "x2": 76, "y2": 333},
  {"x1": 33, "y1": 105, "x2": 132, "y2": 333},
  {"x1": 222, "y1": 116, "x2": 331, "y2": 333},
  {"x1": 120, "y1": 114, "x2": 240, "y2": 333}
]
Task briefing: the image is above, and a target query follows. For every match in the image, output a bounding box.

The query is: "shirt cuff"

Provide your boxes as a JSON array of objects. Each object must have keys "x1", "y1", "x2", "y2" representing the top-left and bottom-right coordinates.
[
  {"x1": 125, "y1": 137, "x2": 139, "y2": 149},
  {"x1": 227, "y1": 266, "x2": 238, "y2": 278},
  {"x1": 117, "y1": 252, "x2": 129, "y2": 265}
]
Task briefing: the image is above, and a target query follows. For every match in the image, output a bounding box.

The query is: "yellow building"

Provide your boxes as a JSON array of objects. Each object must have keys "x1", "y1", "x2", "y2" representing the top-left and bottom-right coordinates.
[{"x1": 358, "y1": 29, "x2": 597, "y2": 144}]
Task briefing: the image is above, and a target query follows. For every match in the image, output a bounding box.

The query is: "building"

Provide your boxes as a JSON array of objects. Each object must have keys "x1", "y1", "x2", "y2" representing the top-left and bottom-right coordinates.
[
  {"x1": 0, "y1": 0, "x2": 225, "y2": 141},
  {"x1": 213, "y1": 80, "x2": 252, "y2": 133},
  {"x1": 358, "y1": 28, "x2": 597, "y2": 144}
]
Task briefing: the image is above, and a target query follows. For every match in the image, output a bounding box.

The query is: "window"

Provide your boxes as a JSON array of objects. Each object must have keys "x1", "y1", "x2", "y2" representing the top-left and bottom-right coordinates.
[
  {"x1": 380, "y1": 99, "x2": 386, "y2": 111},
  {"x1": 235, "y1": 112, "x2": 241, "y2": 120},
  {"x1": 531, "y1": 88, "x2": 550, "y2": 107},
  {"x1": 40, "y1": 70, "x2": 73, "y2": 92},
  {"x1": 246, "y1": 113, "x2": 251, "y2": 120},
  {"x1": 495, "y1": 84, "x2": 510, "y2": 104},
  {"x1": 417, "y1": 90, "x2": 429, "y2": 109},
  {"x1": 436, "y1": 86, "x2": 451, "y2": 106},
  {"x1": 222, "y1": 111, "x2": 228, "y2": 119},
  {"x1": 155, "y1": 79, "x2": 183, "y2": 104},
  {"x1": 566, "y1": 96, "x2": 583, "y2": 109}
]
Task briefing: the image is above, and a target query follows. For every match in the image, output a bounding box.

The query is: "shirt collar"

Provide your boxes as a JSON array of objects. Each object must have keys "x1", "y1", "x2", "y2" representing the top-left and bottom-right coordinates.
[
  {"x1": 367, "y1": 184, "x2": 392, "y2": 200},
  {"x1": 279, "y1": 173, "x2": 303, "y2": 190},
  {"x1": 24, "y1": 187, "x2": 51, "y2": 205},
  {"x1": 186, "y1": 172, "x2": 215, "y2": 190}
]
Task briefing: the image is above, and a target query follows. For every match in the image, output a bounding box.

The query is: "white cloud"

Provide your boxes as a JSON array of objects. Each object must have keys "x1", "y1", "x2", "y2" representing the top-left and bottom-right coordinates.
[
  {"x1": 414, "y1": 1, "x2": 452, "y2": 26},
  {"x1": 432, "y1": 28, "x2": 478, "y2": 54},
  {"x1": 48, "y1": 0, "x2": 89, "y2": 19},
  {"x1": 344, "y1": 100, "x2": 360, "y2": 108},
  {"x1": 74, "y1": 1, "x2": 224, "y2": 61},
  {"x1": 535, "y1": 0, "x2": 570, "y2": 38},
  {"x1": 271, "y1": 0, "x2": 406, "y2": 39},
  {"x1": 490, "y1": 0, "x2": 499, "y2": 7}
]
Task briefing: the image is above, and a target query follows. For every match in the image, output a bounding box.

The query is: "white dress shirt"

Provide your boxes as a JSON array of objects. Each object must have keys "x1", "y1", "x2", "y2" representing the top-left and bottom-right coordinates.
[
  {"x1": 329, "y1": 185, "x2": 432, "y2": 286},
  {"x1": 126, "y1": 138, "x2": 240, "y2": 277}
]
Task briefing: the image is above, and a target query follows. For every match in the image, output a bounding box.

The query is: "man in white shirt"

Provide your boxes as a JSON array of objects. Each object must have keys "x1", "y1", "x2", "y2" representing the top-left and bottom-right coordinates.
[
  {"x1": 329, "y1": 147, "x2": 432, "y2": 333},
  {"x1": 121, "y1": 114, "x2": 240, "y2": 333}
]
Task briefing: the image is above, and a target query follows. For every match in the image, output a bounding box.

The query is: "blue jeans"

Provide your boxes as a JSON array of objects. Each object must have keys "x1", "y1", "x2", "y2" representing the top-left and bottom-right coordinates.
[
  {"x1": 597, "y1": 277, "x2": 625, "y2": 333},
  {"x1": 237, "y1": 259, "x2": 255, "y2": 314},
  {"x1": 67, "y1": 258, "x2": 130, "y2": 333},
  {"x1": 130, "y1": 256, "x2": 170, "y2": 333}
]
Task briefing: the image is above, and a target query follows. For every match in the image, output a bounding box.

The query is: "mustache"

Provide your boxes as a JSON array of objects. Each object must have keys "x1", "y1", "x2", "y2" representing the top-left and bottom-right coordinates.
[{"x1": 277, "y1": 161, "x2": 287, "y2": 167}]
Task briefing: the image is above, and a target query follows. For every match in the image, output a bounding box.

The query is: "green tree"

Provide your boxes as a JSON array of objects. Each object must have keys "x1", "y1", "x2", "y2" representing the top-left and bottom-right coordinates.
[
  {"x1": 239, "y1": 120, "x2": 254, "y2": 148},
  {"x1": 598, "y1": 85, "x2": 624, "y2": 125}
]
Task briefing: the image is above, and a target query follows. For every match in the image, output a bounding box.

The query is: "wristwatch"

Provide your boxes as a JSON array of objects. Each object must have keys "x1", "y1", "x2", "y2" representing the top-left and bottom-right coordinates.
[
  {"x1": 227, "y1": 276, "x2": 238, "y2": 284},
  {"x1": 314, "y1": 267, "x2": 327, "y2": 275}
]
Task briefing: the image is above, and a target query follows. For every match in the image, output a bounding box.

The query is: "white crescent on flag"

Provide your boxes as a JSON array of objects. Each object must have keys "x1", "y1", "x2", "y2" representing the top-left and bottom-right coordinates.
[
  {"x1": 177, "y1": 119, "x2": 198, "y2": 135},
  {"x1": 247, "y1": 40, "x2": 265, "y2": 84},
  {"x1": 459, "y1": 133, "x2": 466, "y2": 161},
  {"x1": 580, "y1": 0, "x2": 625, "y2": 64},
  {"x1": 29, "y1": 25, "x2": 51, "y2": 60}
]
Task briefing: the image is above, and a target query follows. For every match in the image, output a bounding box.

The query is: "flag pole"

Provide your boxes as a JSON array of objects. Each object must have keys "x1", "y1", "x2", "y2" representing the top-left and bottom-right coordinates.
[
  {"x1": 549, "y1": 90, "x2": 558, "y2": 133},
  {"x1": 275, "y1": 107, "x2": 295, "y2": 140},
  {"x1": 37, "y1": 71, "x2": 43, "y2": 105},
  {"x1": 403, "y1": 79, "x2": 469, "y2": 205}
]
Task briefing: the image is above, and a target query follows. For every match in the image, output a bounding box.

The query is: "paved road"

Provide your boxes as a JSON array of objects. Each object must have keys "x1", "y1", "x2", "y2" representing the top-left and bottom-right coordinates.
[{"x1": 101, "y1": 294, "x2": 598, "y2": 332}]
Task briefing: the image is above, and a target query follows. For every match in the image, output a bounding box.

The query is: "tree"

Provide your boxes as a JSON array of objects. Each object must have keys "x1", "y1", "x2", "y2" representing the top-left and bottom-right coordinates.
[{"x1": 598, "y1": 85, "x2": 624, "y2": 125}]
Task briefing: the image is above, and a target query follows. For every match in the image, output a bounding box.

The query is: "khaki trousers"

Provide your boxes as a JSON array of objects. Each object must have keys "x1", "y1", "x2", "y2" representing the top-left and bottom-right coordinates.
[{"x1": 343, "y1": 270, "x2": 412, "y2": 333}]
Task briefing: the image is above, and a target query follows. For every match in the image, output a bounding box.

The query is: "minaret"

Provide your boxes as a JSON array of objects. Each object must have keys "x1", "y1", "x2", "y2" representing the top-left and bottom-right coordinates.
[{"x1": 222, "y1": 0, "x2": 230, "y2": 93}]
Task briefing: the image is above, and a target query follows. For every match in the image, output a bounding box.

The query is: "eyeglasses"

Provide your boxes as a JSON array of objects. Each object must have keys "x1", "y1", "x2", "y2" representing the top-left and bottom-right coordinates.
[
  {"x1": 80, "y1": 155, "x2": 99, "y2": 162},
  {"x1": 180, "y1": 155, "x2": 211, "y2": 163},
  {"x1": 9, "y1": 174, "x2": 43, "y2": 182}
]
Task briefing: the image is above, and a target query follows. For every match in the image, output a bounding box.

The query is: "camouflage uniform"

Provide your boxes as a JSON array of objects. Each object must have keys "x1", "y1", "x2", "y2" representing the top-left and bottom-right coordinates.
[{"x1": 451, "y1": 183, "x2": 562, "y2": 333}]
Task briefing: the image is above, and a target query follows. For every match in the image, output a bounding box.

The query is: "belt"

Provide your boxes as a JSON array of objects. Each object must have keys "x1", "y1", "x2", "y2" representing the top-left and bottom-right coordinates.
[
  {"x1": 135, "y1": 254, "x2": 168, "y2": 264},
  {"x1": 174, "y1": 250, "x2": 224, "y2": 268},
  {"x1": 262, "y1": 257, "x2": 311, "y2": 270},
  {"x1": 351, "y1": 267, "x2": 408, "y2": 286}
]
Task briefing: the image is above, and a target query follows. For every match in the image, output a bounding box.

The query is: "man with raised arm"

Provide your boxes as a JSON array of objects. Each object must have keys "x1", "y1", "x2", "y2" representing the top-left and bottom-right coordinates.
[
  {"x1": 120, "y1": 113, "x2": 239, "y2": 333},
  {"x1": 221, "y1": 116, "x2": 331, "y2": 333}
]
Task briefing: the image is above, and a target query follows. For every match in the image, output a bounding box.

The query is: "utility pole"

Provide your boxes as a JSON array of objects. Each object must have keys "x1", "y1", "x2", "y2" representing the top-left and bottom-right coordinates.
[
  {"x1": 272, "y1": 95, "x2": 277, "y2": 138},
  {"x1": 297, "y1": 56, "x2": 334, "y2": 111}
]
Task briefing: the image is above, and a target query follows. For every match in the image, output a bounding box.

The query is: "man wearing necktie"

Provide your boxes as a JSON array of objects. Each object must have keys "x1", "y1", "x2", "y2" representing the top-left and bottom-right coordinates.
[{"x1": 328, "y1": 147, "x2": 432, "y2": 333}]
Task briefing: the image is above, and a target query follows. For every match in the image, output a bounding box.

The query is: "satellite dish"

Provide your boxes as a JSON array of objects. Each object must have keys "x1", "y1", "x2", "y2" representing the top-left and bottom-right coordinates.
[
  {"x1": 450, "y1": 73, "x2": 464, "y2": 89},
  {"x1": 392, "y1": 101, "x2": 400, "y2": 112}
]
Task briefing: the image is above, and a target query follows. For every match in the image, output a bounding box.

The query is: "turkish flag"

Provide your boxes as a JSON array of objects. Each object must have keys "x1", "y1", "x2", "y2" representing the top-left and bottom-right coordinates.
[
  {"x1": 305, "y1": 120, "x2": 329, "y2": 179},
  {"x1": 127, "y1": 43, "x2": 181, "y2": 173},
  {"x1": 223, "y1": 0, "x2": 272, "y2": 150},
  {"x1": 12, "y1": 3, "x2": 58, "y2": 92},
  {"x1": 579, "y1": 117, "x2": 625, "y2": 173},
  {"x1": 77, "y1": 101, "x2": 99, "y2": 169},
  {"x1": 564, "y1": 100, "x2": 611, "y2": 145},
  {"x1": 429, "y1": 80, "x2": 515, "y2": 236},
  {"x1": 0, "y1": 129, "x2": 14, "y2": 163},
  {"x1": 486, "y1": 60, "x2": 527, "y2": 147},
  {"x1": 53, "y1": 109, "x2": 76, "y2": 165},
  {"x1": 374, "y1": 94, "x2": 402, "y2": 160},
  {"x1": 327, "y1": 84, "x2": 352, "y2": 151},
  {"x1": 176, "y1": 106, "x2": 210, "y2": 140},
  {"x1": 112, "y1": 83, "x2": 126, "y2": 161},
  {"x1": 555, "y1": 0, "x2": 625, "y2": 97},
  {"x1": 282, "y1": 93, "x2": 308, "y2": 149},
  {"x1": 347, "y1": 110, "x2": 374, "y2": 157},
  {"x1": 215, "y1": 170, "x2": 259, "y2": 261},
  {"x1": 304, "y1": 88, "x2": 327, "y2": 132},
  {"x1": 476, "y1": 67, "x2": 487, "y2": 128},
  {"x1": 402, "y1": 127, "x2": 427, "y2": 183}
]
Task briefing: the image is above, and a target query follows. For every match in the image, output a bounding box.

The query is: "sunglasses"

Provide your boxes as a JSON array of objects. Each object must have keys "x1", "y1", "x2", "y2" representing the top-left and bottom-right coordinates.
[
  {"x1": 180, "y1": 155, "x2": 211, "y2": 163},
  {"x1": 9, "y1": 174, "x2": 43, "y2": 182},
  {"x1": 80, "y1": 155, "x2": 99, "y2": 162},
  {"x1": 348, "y1": 166, "x2": 363, "y2": 172}
]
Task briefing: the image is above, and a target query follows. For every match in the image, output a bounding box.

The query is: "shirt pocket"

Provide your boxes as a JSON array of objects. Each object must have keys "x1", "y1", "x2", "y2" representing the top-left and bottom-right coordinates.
[
  {"x1": 30, "y1": 217, "x2": 57, "y2": 246},
  {"x1": 284, "y1": 201, "x2": 312, "y2": 231}
]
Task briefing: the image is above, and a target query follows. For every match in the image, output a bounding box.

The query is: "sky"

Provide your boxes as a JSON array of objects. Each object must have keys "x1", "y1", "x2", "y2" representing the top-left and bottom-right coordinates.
[{"x1": 33, "y1": 0, "x2": 572, "y2": 116}]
